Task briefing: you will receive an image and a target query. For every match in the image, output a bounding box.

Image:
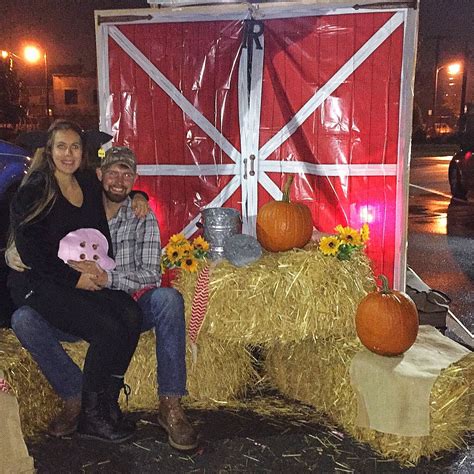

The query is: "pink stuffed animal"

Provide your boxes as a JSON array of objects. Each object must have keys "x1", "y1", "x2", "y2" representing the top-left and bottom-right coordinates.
[{"x1": 58, "y1": 228, "x2": 116, "y2": 270}]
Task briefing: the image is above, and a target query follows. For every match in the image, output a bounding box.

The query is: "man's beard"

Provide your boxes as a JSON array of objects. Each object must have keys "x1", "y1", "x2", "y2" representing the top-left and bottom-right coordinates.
[{"x1": 104, "y1": 188, "x2": 128, "y2": 203}]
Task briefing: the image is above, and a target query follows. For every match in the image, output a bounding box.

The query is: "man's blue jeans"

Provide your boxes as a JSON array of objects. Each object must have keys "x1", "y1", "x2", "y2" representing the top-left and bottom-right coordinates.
[{"x1": 11, "y1": 287, "x2": 187, "y2": 399}]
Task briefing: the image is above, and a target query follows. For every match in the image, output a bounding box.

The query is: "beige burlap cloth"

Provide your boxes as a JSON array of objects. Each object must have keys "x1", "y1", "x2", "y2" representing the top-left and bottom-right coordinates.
[
  {"x1": 349, "y1": 326, "x2": 470, "y2": 436},
  {"x1": 0, "y1": 370, "x2": 35, "y2": 474}
]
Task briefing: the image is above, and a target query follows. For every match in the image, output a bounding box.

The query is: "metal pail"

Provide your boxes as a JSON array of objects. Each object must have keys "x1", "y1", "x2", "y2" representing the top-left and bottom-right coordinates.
[{"x1": 200, "y1": 207, "x2": 241, "y2": 259}]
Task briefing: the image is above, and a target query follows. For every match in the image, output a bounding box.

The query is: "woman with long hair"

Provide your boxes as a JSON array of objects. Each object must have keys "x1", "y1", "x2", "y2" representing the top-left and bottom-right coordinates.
[{"x1": 8, "y1": 119, "x2": 142, "y2": 443}]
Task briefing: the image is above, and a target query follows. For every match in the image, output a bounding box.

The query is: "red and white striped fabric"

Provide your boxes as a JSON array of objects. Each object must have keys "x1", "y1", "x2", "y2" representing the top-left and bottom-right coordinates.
[
  {"x1": 0, "y1": 378, "x2": 11, "y2": 394},
  {"x1": 189, "y1": 265, "x2": 211, "y2": 351}
]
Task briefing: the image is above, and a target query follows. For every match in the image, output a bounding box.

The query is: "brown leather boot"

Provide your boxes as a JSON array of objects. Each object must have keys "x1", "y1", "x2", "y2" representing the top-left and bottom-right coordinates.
[
  {"x1": 48, "y1": 396, "x2": 82, "y2": 437},
  {"x1": 157, "y1": 396, "x2": 198, "y2": 451},
  {"x1": 106, "y1": 376, "x2": 136, "y2": 430},
  {"x1": 77, "y1": 391, "x2": 135, "y2": 443}
]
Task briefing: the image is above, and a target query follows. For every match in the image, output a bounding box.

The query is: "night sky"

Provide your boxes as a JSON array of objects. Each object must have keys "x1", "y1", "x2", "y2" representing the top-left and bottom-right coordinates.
[
  {"x1": 1, "y1": 0, "x2": 472, "y2": 110},
  {"x1": 417, "y1": 0, "x2": 472, "y2": 69},
  {"x1": 1, "y1": 0, "x2": 149, "y2": 71},
  {"x1": 1, "y1": 1, "x2": 471, "y2": 68}
]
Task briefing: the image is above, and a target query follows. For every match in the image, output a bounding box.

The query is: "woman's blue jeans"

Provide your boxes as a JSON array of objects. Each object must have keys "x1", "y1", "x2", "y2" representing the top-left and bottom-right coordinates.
[{"x1": 11, "y1": 287, "x2": 187, "y2": 399}]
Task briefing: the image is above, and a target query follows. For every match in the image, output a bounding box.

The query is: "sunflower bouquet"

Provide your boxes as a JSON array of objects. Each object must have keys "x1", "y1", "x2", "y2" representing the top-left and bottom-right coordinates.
[
  {"x1": 161, "y1": 233, "x2": 209, "y2": 273},
  {"x1": 318, "y1": 223, "x2": 370, "y2": 260}
]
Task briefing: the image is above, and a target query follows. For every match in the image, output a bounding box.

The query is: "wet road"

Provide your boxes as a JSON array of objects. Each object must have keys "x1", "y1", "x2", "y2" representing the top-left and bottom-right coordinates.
[{"x1": 407, "y1": 153, "x2": 474, "y2": 334}]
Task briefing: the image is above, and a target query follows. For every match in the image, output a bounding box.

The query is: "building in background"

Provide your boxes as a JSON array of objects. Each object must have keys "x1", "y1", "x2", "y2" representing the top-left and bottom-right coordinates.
[
  {"x1": 52, "y1": 73, "x2": 98, "y2": 129},
  {"x1": 19, "y1": 63, "x2": 99, "y2": 129}
]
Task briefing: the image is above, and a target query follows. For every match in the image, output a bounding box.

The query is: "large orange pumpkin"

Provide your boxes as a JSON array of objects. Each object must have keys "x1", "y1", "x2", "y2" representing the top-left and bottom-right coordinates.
[
  {"x1": 355, "y1": 275, "x2": 419, "y2": 356},
  {"x1": 256, "y1": 176, "x2": 313, "y2": 252}
]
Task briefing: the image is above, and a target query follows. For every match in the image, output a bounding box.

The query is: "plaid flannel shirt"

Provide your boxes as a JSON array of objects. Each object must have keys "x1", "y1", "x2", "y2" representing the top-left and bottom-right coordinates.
[{"x1": 105, "y1": 197, "x2": 161, "y2": 294}]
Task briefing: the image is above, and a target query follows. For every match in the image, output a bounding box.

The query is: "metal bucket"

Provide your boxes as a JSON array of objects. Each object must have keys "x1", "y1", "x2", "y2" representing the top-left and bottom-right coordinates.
[{"x1": 200, "y1": 207, "x2": 241, "y2": 260}]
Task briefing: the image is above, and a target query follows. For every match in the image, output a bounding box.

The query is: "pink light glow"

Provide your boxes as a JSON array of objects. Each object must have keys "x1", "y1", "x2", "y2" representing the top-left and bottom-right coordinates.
[{"x1": 358, "y1": 205, "x2": 376, "y2": 224}]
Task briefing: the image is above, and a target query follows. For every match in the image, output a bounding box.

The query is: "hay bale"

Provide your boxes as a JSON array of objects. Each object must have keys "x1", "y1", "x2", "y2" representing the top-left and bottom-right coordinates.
[
  {"x1": 0, "y1": 330, "x2": 59, "y2": 437},
  {"x1": 175, "y1": 244, "x2": 374, "y2": 344},
  {"x1": 265, "y1": 338, "x2": 474, "y2": 466},
  {"x1": 0, "y1": 329, "x2": 256, "y2": 436},
  {"x1": 124, "y1": 331, "x2": 257, "y2": 410}
]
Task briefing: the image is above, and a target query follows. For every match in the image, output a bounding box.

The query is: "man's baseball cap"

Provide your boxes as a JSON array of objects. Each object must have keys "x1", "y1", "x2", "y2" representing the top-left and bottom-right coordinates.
[{"x1": 101, "y1": 146, "x2": 137, "y2": 173}]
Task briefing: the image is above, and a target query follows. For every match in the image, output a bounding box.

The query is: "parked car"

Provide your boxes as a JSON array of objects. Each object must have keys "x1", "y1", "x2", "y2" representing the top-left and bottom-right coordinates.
[
  {"x1": 0, "y1": 140, "x2": 30, "y2": 326},
  {"x1": 448, "y1": 143, "x2": 474, "y2": 200},
  {"x1": 0, "y1": 140, "x2": 30, "y2": 245}
]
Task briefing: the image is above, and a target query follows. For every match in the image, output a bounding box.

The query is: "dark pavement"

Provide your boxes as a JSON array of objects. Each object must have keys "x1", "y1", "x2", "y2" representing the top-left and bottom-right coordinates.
[
  {"x1": 408, "y1": 149, "x2": 474, "y2": 339},
  {"x1": 26, "y1": 392, "x2": 473, "y2": 473}
]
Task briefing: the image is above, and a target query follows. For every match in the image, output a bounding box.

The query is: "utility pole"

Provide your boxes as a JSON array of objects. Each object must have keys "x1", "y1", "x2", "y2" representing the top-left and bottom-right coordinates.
[
  {"x1": 44, "y1": 52, "x2": 50, "y2": 124},
  {"x1": 430, "y1": 35, "x2": 448, "y2": 130},
  {"x1": 459, "y1": 41, "x2": 469, "y2": 122}
]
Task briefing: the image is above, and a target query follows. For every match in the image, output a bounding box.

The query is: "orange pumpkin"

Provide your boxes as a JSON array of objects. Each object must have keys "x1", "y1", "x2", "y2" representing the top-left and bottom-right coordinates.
[
  {"x1": 256, "y1": 176, "x2": 313, "y2": 252},
  {"x1": 355, "y1": 275, "x2": 419, "y2": 356}
]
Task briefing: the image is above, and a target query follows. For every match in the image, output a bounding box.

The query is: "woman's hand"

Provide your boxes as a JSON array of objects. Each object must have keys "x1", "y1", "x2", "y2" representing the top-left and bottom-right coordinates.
[
  {"x1": 68, "y1": 260, "x2": 108, "y2": 287},
  {"x1": 68, "y1": 259, "x2": 102, "y2": 276},
  {"x1": 76, "y1": 273, "x2": 102, "y2": 291},
  {"x1": 131, "y1": 193, "x2": 150, "y2": 219},
  {"x1": 5, "y1": 244, "x2": 30, "y2": 272}
]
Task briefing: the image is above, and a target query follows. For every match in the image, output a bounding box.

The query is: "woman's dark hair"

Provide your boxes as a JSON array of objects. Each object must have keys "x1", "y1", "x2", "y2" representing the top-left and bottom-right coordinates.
[
  {"x1": 27, "y1": 119, "x2": 85, "y2": 177},
  {"x1": 15, "y1": 119, "x2": 85, "y2": 230}
]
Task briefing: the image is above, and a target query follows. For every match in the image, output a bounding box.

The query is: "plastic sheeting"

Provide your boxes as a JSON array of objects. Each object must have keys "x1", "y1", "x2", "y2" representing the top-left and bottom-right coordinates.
[{"x1": 97, "y1": 2, "x2": 417, "y2": 288}]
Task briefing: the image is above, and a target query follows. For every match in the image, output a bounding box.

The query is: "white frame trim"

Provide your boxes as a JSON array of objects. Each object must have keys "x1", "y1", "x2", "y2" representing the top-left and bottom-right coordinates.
[{"x1": 393, "y1": 7, "x2": 418, "y2": 289}]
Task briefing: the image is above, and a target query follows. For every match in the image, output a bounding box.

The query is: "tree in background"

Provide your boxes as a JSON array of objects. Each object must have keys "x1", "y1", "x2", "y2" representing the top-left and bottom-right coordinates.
[{"x1": 0, "y1": 55, "x2": 25, "y2": 125}]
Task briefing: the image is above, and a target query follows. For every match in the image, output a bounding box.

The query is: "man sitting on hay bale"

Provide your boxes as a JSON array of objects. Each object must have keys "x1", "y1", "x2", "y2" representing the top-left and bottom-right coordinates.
[{"x1": 7, "y1": 146, "x2": 198, "y2": 451}]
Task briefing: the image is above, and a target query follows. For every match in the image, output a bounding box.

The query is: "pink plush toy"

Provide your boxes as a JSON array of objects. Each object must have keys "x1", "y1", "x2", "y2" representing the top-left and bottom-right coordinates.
[{"x1": 57, "y1": 228, "x2": 116, "y2": 270}]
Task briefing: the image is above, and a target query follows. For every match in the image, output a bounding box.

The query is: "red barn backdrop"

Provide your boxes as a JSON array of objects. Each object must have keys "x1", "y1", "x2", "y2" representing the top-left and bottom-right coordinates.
[{"x1": 95, "y1": 1, "x2": 418, "y2": 289}]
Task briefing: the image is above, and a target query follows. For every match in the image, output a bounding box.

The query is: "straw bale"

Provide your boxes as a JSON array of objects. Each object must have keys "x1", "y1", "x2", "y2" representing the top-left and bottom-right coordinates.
[
  {"x1": 174, "y1": 244, "x2": 374, "y2": 344},
  {"x1": 124, "y1": 331, "x2": 257, "y2": 410},
  {"x1": 265, "y1": 338, "x2": 474, "y2": 465},
  {"x1": 0, "y1": 330, "x2": 59, "y2": 437},
  {"x1": 0, "y1": 328, "x2": 256, "y2": 436}
]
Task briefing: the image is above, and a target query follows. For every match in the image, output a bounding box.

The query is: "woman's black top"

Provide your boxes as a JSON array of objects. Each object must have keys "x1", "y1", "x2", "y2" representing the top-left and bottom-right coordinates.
[{"x1": 9, "y1": 169, "x2": 112, "y2": 290}]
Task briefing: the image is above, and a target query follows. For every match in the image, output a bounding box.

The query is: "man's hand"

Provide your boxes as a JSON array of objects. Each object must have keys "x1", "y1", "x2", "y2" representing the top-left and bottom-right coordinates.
[
  {"x1": 68, "y1": 260, "x2": 108, "y2": 287},
  {"x1": 5, "y1": 244, "x2": 30, "y2": 272},
  {"x1": 131, "y1": 193, "x2": 150, "y2": 219},
  {"x1": 76, "y1": 273, "x2": 102, "y2": 291}
]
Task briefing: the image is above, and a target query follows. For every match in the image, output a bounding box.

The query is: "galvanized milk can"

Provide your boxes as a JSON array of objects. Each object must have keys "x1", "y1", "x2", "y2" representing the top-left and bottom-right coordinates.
[{"x1": 199, "y1": 207, "x2": 241, "y2": 260}]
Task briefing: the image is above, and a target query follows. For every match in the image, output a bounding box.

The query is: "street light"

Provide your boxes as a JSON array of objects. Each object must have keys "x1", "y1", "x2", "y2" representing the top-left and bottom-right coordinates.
[
  {"x1": 432, "y1": 61, "x2": 462, "y2": 130},
  {"x1": 0, "y1": 45, "x2": 50, "y2": 123},
  {"x1": 23, "y1": 45, "x2": 50, "y2": 123}
]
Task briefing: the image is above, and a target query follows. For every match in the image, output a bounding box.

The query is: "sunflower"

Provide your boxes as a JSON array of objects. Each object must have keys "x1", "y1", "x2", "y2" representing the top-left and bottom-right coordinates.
[
  {"x1": 338, "y1": 226, "x2": 361, "y2": 246},
  {"x1": 166, "y1": 245, "x2": 184, "y2": 264},
  {"x1": 180, "y1": 242, "x2": 194, "y2": 257},
  {"x1": 360, "y1": 223, "x2": 370, "y2": 243},
  {"x1": 319, "y1": 236, "x2": 341, "y2": 256},
  {"x1": 169, "y1": 233, "x2": 187, "y2": 245},
  {"x1": 193, "y1": 236, "x2": 210, "y2": 252},
  {"x1": 181, "y1": 256, "x2": 199, "y2": 272}
]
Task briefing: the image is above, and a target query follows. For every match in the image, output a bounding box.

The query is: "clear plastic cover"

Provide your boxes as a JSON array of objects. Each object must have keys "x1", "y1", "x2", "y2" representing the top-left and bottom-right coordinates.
[{"x1": 101, "y1": 7, "x2": 414, "y2": 286}]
